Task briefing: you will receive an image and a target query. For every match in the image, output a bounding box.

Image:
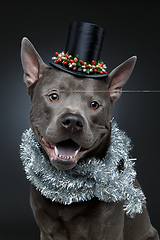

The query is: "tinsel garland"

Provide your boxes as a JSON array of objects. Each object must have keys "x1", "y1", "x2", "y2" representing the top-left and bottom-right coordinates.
[{"x1": 20, "y1": 120, "x2": 146, "y2": 218}]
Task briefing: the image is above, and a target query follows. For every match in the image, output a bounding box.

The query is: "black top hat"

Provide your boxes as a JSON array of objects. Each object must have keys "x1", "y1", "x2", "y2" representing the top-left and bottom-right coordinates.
[{"x1": 50, "y1": 22, "x2": 108, "y2": 78}]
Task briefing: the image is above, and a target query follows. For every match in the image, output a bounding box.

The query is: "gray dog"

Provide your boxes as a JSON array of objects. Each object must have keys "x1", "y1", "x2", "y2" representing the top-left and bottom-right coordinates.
[{"x1": 20, "y1": 27, "x2": 159, "y2": 239}]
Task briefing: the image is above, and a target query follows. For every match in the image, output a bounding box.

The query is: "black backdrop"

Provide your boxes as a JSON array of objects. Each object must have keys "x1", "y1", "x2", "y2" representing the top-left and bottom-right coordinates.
[{"x1": 0, "y1": 1, "x2": 160, "y2": 239}]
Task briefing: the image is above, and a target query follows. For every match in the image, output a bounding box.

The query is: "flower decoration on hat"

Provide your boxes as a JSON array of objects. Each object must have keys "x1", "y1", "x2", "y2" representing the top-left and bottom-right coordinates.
[
  {"x1": 50, "y1": 22, "x2": 108, "y2": 78},
  {"x1": 51, "y1": 51, "x2": 107, "y2": 76}
]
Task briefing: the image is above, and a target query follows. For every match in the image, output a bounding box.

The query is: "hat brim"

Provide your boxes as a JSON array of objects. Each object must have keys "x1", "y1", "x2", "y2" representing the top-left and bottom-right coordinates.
[{"x1": 49, "y1": 62, "x2": 108, "y2": 78}]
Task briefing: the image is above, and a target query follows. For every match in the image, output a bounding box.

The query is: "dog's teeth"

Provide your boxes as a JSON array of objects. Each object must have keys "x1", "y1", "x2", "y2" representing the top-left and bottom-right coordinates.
[
  {"x1": 54, "y1": 146, "x2": 59, "y2": 156},
  {"x1": 74, "y1": 150, "x2": 79, "y2": 158},
  {"x1": 56, "y1": 151, "x2": 79, "y2": 160}
]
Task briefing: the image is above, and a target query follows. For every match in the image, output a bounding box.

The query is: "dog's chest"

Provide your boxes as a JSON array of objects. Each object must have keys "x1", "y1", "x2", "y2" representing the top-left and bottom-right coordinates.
[{"x1": 30, "y1": 185, "x2": 125, "y2": 239}]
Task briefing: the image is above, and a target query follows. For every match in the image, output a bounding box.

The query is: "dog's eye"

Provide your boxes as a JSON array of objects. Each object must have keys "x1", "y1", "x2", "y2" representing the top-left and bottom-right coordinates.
[
  {"x1": 49, "y1": 93, "x2": 59, "y2": 101},
  {"x1": 90, "y1": 101, "x2": 99, "y2": 110}
]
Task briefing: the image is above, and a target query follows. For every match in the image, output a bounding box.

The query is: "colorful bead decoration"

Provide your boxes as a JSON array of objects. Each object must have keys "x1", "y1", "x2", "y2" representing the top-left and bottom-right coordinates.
[{"x1": 52, "y1": 51, "x2": 107, "y2": 75}]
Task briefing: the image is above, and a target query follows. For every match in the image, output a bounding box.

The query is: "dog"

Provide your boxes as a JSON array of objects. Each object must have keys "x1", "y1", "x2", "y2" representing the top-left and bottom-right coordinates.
[{"x1": 20, "y1": 37, "x2": 159, "y2": 240}]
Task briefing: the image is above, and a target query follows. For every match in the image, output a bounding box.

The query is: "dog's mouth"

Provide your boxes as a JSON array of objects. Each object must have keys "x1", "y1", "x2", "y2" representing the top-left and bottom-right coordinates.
[
  {"x1": 50, "y1": 139, "x2": 82, "y2": 160},
  {"x1": 37, "y1": 130, "x2": 90, "y2": 170}
]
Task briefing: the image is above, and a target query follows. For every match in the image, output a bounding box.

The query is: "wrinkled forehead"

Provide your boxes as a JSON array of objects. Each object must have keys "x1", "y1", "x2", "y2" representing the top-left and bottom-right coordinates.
[{"x1": 37, "y1": 68, "x2": 109, "y2": 95}]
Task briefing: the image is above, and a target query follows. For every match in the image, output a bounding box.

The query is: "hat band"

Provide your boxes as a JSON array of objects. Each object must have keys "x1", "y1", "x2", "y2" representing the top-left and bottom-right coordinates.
[{"x1": 51, "y1": 51, "x2": 107, "y2": 75}]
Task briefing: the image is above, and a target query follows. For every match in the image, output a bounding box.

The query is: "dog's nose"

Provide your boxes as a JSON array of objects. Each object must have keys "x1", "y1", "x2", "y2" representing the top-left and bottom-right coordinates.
[{"x1": 61, "y1": 114, "x2": 84, "y2": 133}]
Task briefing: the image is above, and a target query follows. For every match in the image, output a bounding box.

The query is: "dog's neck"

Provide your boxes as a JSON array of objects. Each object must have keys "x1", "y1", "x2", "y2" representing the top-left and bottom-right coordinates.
[{"x1": 20, "y1": 120, "x2": 146, "y2": 218}]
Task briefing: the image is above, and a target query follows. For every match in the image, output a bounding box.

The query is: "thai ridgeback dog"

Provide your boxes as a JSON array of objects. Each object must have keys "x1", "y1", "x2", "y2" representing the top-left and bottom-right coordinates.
[{"x1": 20, "y1": 37, "x2": 159, "y2": 240}]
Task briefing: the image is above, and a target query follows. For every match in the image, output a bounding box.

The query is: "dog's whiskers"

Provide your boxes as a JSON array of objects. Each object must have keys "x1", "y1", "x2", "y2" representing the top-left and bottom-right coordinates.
[{"x1": 58, "y1": 90, "x2": 160, "y2": 93}]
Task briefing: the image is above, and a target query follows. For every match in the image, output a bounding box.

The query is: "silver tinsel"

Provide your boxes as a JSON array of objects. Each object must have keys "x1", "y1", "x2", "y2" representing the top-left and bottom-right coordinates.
[{"x1": 20, "y1": 120, "x2": 146, "y2": 218}]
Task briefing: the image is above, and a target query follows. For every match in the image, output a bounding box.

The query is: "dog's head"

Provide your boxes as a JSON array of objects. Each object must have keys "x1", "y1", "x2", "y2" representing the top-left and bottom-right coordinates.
[{"x1": 21, "y1": 38, "x2": 136, "y2": 170}]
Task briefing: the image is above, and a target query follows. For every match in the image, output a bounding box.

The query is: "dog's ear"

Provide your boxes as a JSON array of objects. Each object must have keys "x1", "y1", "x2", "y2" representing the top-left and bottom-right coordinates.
[
  {"x1": 107, "y1": 56, "x2": 137, "y2": 105},
  {"x1": 21, "y1": 37, "x2": 49, "y2": 88}
]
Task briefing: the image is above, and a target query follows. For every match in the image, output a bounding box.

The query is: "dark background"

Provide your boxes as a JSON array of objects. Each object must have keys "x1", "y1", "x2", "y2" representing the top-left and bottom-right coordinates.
[{"x1": 0, "y1": 1, "x2": 160, "y2": 239}]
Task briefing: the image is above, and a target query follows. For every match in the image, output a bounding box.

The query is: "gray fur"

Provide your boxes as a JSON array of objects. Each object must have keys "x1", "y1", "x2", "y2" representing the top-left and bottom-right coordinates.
[{"x1": 20, "y1": 37, "x2": 159, "y2": 239}]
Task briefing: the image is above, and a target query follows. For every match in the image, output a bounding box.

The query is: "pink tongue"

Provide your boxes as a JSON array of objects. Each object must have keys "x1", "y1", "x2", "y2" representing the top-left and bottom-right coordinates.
[
  {"x1": 58, "y1": 146, "x2": 75, "y2": 156},
  {"x1": 56, "y1": 140, "x2": 79, "y2": 156}
]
